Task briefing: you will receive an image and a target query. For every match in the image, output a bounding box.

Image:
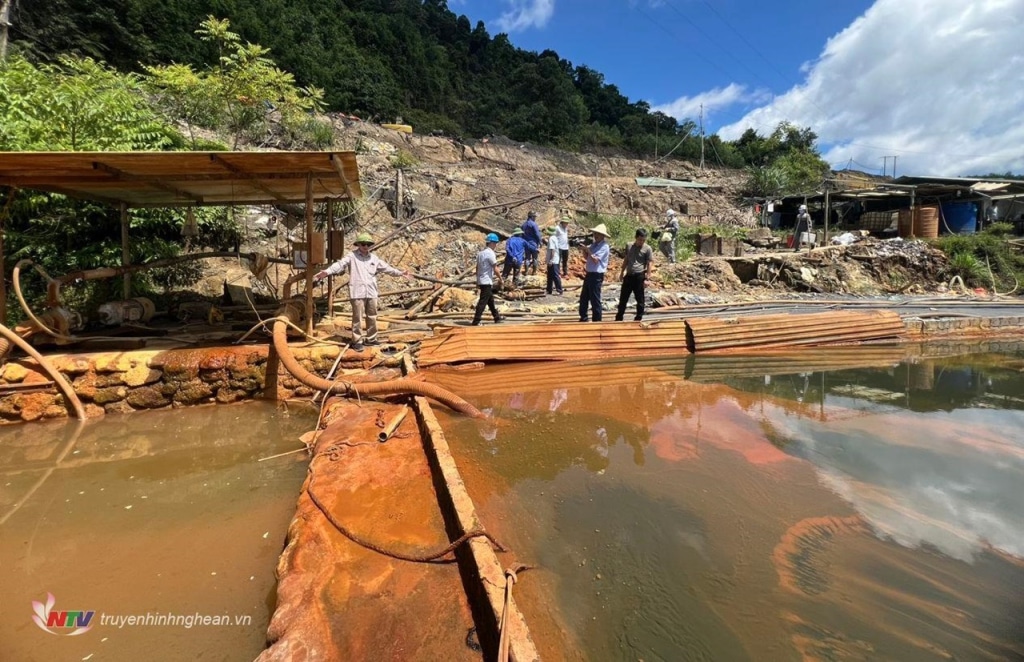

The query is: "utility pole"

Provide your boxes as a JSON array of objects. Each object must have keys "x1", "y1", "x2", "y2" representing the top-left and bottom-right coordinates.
[
  {"x1": 892, "y1": 155, "x2": 897, "y2": 179},
  {"x1": 0, "y1": 0, "x2": 13, "y2": 60},
  {"x1": 881, "y1": 155, "x2": 897, "y2": 178},
  {"x1": 698, "y1": 104, "x2": 705, "y2": 172}
]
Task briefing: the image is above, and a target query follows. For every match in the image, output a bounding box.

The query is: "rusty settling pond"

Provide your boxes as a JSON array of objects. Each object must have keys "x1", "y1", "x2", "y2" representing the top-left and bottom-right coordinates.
[
  {"x1": 430, "y1": 349, "x2": 1024, "y2": 661},
  {"x1": 0, "y1": 402, "x2": 311, "y2": 662}
]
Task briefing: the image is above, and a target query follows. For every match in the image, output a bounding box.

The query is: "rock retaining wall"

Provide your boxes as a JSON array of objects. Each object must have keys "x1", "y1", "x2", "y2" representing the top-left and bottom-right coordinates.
[{"x1": 0, "y1": 344, "x2": 403, "y2": 424}]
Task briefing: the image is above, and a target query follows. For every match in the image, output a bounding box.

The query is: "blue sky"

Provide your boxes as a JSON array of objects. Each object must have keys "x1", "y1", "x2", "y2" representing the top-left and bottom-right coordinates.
[{"x1": 450, "y1": 0, "x2": 1024, "y2": 176}]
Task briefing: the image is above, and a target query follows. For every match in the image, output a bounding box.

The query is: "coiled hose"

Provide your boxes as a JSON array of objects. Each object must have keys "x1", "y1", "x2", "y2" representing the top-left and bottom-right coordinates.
[
  {"x1": 0, "y1": 322, "x2": 86, "y2": 420},
  {"x1": 270, "y1": 317, "x2": 483, "y2": 418}
]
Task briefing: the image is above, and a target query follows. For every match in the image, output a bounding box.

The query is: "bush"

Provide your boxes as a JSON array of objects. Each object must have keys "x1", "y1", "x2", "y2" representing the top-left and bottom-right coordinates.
[
  {"x1": 390, "y1": 149, "x2": 419, "y2": 169},
  {"x1": 933, "y1": 231, "x2": 1024, "y2": 291}
]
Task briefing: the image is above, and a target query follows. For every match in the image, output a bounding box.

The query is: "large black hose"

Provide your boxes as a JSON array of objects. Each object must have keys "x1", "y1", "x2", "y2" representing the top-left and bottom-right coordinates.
[{"x1": 270, "y1": 317, "x2": 483, "y2": 418}]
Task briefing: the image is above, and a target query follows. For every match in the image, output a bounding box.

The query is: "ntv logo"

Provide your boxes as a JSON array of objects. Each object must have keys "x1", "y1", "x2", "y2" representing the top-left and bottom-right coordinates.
[{"x1": 32, "y1": 593, "x2": 95, "y2": 636}]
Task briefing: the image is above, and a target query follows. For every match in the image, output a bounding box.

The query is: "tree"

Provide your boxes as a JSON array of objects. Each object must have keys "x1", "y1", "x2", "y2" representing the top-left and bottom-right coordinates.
[
  {"x1": 0, "y1": 55, "x2": 236, "y2": 317},
  {"x1": 144, "y1": 16, "x2": 327, "y2": 149}
]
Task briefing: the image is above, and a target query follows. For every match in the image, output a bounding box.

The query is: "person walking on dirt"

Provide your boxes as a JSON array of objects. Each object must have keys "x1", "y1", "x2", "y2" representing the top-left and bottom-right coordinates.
[
  {"x1": 555, "y1": 217, "x2": 571, "y2": 277},
  {"x1": 544, "y1": 226, "x2": 563, "y2": 295},
  {"x1": 522, "y1": 211, "x2": 542, "y2": 275},
  {"x1": 502, "y1": 228, "x2": 527, "y2": 284},
  {"x1": 314, "y1": 232, "x2": 411, "y2": 351},
  {"x1": 472, "y1": 233, "x2": 503, "y2": 326},
  {"x1": 615, "y1": 228, "x2": 653, "y2": 322},
  {"x1": 659, "y1": 209, "x2": 680, "y2": 263},
  {"x1": 793, "y1": 204, "x2": 812, "y2": 252},
  {"x1": 579, "y1": 223, "x2": 610, "y2": 322}
]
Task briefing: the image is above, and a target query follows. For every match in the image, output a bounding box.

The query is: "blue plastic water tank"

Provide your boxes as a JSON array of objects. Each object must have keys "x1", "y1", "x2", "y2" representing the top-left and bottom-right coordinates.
[{"x1": 940, "y1": 201, "x2": 978, "y2": 234}]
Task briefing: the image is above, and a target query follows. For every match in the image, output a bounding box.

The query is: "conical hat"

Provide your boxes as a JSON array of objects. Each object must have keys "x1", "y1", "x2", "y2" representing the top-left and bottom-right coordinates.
[{"x1": 589, "y1": 223, "x2": 610, "y2": 237}]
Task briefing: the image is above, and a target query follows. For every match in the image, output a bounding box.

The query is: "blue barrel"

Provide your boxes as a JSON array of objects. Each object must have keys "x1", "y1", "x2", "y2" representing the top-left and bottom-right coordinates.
[{"x1": 940, "y1": 201, "x2": 978, "y2": 234}]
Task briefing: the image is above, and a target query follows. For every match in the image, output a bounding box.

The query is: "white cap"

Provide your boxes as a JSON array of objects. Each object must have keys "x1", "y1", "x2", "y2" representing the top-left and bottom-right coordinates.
[
  {"x1": 799, "y1": 204, "x2": 807, "y2": 211},
  {"x1": 666, "y1": 209, "x2": 677, "y2": 216}
]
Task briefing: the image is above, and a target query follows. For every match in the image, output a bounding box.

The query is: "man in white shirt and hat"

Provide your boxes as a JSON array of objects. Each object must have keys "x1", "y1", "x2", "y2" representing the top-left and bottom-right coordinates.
[
  {"x1": 579, "y1": 223, "x2": 610, "y2": 322},
  {"x1": 314, "y1": 232, "x2": 411, "y2": 350}
]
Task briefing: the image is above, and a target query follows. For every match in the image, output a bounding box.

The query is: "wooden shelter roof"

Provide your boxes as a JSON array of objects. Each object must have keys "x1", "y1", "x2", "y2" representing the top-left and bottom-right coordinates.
[{"x1": 0, "y1": 151, "x2": 362, "y2": 208}]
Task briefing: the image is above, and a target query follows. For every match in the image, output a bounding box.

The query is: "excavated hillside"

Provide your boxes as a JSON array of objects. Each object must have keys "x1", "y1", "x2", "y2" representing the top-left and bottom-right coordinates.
[{"x1": 199, "y1": 118, "x2": 960, "y2": 317}]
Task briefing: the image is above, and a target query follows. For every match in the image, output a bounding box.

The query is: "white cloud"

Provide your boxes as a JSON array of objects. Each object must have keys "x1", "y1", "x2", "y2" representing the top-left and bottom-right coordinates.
[
  {"x1": 495, "y1": 0, "x2": 555, "y2": 32},
  {"x1": 718, "y1": 0, "x2": 1024, "y2": 176},
  {"x1": 652, "y1": 83, "x2": 769, "y2": 124}
]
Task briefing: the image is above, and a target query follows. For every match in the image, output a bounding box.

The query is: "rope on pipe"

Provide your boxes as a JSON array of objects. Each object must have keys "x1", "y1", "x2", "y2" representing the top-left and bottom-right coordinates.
[
  {"x1": 270, "y1": 316, "x2": 483, "y2": 417},
  {"x1": 0, "y1": 322, "x2": 86, "y2": 420},
  {"x1": 306, "y1": 443, "x2": 505, "y2": 563}
]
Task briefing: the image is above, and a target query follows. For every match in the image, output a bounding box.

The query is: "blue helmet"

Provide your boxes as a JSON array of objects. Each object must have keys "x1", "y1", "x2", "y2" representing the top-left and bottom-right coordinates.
[{"x1": 486, "y1": 233, "x2": 499, "y2": 243}]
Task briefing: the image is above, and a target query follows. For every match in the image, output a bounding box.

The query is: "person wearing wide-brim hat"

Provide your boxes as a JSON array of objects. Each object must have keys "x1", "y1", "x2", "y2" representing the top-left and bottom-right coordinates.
[
  {"x1": 555, "y1": 217, "x2": 571, "y2": 277},
  {"x1": 579, "y1": 223, "x2": 610, "y2": 322},
  {"x1": 314, "y1": 232, "x2": 412, "y2": 351},
  {"x1": 502, "y1": 227, "x2": 527, "y2": 284}
]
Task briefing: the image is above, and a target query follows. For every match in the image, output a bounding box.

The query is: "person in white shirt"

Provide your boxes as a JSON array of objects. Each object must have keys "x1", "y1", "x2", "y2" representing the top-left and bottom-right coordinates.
[
  {"x1": 472, "y1": 233, "x2": 503, "y2": 326},
  {"x1": 555, "y1": 217, "x2": 571, "y2": 277},
  {"x1": 544, "y1": 226, "x2": 563, "y2": 295},
  {"x1": 314, "y1": 232, "x2": 411, "y2": 350}
]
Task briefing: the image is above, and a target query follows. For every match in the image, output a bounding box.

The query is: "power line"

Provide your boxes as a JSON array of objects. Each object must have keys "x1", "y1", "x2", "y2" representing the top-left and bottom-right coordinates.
[{"x1": 697, "y1": 0, "x2": 794, "y2": 87}]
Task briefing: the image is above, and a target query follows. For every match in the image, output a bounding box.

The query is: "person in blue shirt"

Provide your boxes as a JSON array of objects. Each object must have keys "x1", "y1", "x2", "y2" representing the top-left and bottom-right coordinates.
[
  {"x1": 579, "y1": 223, "x2": 610, "y2": 322},
  {"x1": 502, "y1": 228, "x2": 527, "y2": 284},
  {"x1": 521, "y1": 211, "x2": 542, "y2": 275}
]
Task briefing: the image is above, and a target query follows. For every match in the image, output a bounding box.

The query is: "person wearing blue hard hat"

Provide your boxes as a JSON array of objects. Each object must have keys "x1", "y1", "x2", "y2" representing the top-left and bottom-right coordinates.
[{"x1": 472, "y1": 232, "x2": 504, "y2": 326}]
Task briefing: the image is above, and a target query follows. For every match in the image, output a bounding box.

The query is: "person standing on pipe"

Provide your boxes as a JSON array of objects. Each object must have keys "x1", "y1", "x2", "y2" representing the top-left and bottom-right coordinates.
[
  {"x1": 314, "y1": 232, "x2": 411, "y2": 351},
  {"x1": 472, "y1": 233, "x2": 504, "y2": 326},
  {"x1": 579, "y1": 223, "x2": 610, "y2": 322},
  {"x1": 615, "y1": 227, "x2": 652, "y2": 322}
]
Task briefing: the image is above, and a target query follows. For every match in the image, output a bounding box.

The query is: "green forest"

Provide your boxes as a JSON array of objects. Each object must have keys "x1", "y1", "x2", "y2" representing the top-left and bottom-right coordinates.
[{"x1": 6, "y1": 0, "x2": 825, "y2": 181}]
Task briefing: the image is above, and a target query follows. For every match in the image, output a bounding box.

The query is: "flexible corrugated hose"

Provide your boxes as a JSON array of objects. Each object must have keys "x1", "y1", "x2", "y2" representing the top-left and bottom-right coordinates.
[{"x1": 270, "y1": 317, "x2": 483, "y2": 418}]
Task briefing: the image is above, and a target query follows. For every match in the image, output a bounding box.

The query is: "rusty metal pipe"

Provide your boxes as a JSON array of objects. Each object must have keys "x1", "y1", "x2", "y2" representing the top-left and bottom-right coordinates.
[
  {"x1": 270, "y1": 316, "x2": 482, "y2": 417},
  {"x1": 0, "y1": 322, "x2": 86, "y2": 420}
]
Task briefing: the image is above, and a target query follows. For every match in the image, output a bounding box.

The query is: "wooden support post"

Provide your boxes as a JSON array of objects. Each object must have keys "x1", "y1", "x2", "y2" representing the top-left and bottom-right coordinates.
[
  {"x1": 0, "y1": 203, "x2": 6, "y2": 327},
  {"x1": 395, "y1": 168, "x2": 403, "y2": 224},
  {"x1": 304, "y1": 175, "x2": 315, "y2": 337},
  {"x1": 823, "y1": 185, "x2": 830, "y2": 246},
  {"x1": 326, "y1": 198, "x2": 335, "y2": 322},
  {"x1": 120, "y1": 203, "x2": 131, "y2": 299}
]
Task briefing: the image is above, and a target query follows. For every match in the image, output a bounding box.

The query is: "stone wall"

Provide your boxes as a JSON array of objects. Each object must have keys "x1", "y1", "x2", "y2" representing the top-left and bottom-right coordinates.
[{"x1": 0, "y1": 344, "x2": 403, "y2": 424}]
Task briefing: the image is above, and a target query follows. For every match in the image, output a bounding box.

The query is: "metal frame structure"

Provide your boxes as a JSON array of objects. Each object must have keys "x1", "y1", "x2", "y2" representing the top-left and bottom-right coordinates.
[{"x1": 0, "y1": 151, "x2": 363, "y2": 332}]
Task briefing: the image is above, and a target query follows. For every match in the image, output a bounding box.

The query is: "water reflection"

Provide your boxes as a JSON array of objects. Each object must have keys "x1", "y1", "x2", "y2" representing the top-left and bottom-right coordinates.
[{"x1": 430, "y1": 347, "x2": 1024, "y2": 660}]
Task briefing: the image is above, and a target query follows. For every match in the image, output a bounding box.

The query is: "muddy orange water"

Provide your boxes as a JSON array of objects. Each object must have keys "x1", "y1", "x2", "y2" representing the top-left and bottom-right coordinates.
[
  {"x1": 0, "y1": 402, "x2": 312, "y2": 662},
  {"x1": 429, "y1": 350, "x2": 1024, "y2": 661}
]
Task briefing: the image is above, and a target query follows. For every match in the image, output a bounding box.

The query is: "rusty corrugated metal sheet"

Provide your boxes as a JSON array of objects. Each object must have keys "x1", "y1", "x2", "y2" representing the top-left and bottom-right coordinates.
[
  {"x1": 685, "y1": 311, "x2": 905, "y2": 353},
  {"x1": 417, "y1": 321, "x2": 690, "y2": 366},
  {"x1": 424, "y1": 347, "x2": 912, "y2": 397}
]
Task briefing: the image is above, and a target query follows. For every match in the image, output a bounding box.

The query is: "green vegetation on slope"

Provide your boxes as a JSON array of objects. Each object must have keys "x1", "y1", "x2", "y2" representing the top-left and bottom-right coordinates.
[{"x1": 8, "y1": 0, "x2": 826, "y2": 180}]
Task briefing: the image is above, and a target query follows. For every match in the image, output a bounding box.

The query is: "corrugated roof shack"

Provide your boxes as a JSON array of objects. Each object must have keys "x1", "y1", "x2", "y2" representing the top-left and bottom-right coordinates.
[
  {"x1": 0, "y1": 151, "x2": 362, "y2": 332},
  {"x1": 778, "y1": 174, "x2": 1024, "y2": 241}
]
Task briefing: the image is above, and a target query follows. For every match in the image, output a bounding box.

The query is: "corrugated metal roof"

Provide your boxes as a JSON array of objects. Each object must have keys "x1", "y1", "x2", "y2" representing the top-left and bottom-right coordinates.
[
  {"x1": 635, "y1": 177, "x2": 708, "y2": 189},
  {"x1": 0, "y1": 151, "x2": 362, "y2": 208}
]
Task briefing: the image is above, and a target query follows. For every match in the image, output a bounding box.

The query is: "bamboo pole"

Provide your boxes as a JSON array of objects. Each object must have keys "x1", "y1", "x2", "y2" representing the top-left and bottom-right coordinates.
[
  {"x1": 405, "y1": 263, "x2": 476, "y2": 320},
  {"x1": 120, "y1": 202, "x2": 131, "y2": 299}
]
